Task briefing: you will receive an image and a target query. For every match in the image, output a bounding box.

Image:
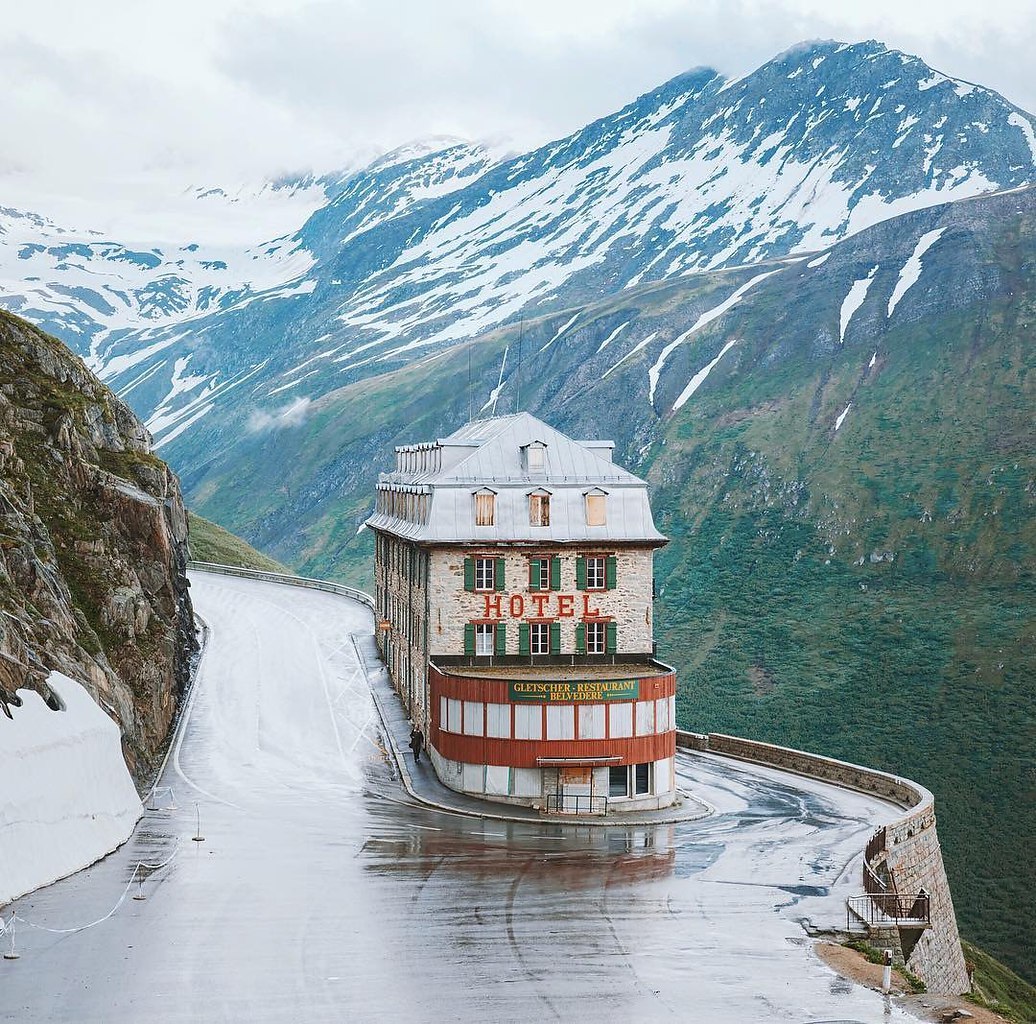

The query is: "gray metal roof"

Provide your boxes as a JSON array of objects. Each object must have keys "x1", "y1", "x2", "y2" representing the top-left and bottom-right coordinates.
[{"x1": 366, "y1": 413, "x2": 666, "y2": 545}]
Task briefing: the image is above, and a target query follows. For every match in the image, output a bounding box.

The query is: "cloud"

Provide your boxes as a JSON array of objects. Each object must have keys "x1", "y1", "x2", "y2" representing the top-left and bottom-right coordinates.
[
  {"x1": 0, "y1": 0, "x2": 1034, "y2": 237},
  {"x1": 246, "y1": 396, "x2": 312, "y2": 433}
]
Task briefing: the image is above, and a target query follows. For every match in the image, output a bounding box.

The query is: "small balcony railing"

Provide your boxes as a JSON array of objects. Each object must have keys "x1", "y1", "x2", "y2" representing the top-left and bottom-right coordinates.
[
  {"x1": 846, "y1": 892, "x2": 930, "y2": 929},
  {"x1": 545, "y1": 793, "x2": 609, "y2": 815}
]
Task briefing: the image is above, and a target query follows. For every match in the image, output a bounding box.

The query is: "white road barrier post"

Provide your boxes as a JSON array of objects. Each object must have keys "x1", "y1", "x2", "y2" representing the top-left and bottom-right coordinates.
[
  {"x1": 2, "y1": 917, "x2": 19, "y2": 960},
  {"x1": 192, "y1": 802, "x2": 205, "y2": 842},
  {"x1": 882, "y1": 948, "x2": 893, "y2": 994},
  {"x1": 132, "y1": 866, "x2": 146, "y2": 901}
]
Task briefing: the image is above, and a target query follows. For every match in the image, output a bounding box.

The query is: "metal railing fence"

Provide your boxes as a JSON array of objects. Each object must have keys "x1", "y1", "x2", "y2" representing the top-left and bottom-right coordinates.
[{"x1": 187, "y1": 561, "x2": 375, "y2": 612}]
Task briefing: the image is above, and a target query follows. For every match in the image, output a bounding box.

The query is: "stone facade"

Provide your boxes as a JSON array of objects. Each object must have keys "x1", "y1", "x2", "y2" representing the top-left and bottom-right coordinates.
[
  {"x1": 427, "y1": 546, "x2": 655, "y2": 658},
  {"x1": 373, "y1": 532, "x2": 430, "y2": 731}
]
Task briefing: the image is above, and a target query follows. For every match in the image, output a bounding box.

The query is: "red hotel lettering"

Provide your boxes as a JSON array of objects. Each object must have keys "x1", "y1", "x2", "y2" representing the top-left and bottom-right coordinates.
[
  {"x1": 557, "y1": 594, "x2": 575, "y2": 617},
  {"x1": 482, "y1": 594, "x2": 503, "y2": 619},
  {"x1": 582, "y1": 594, "x2": 600, "y2": 617},
  {"x1": 509, "y1": 594, "x2": 525, "y2": 618},
  {"x1": 530, "y1": 593, "x2": 550, "y2": 617}
]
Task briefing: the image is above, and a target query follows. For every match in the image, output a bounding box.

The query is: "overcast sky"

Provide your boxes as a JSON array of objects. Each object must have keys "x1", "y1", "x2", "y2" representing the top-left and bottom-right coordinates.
[{"x1": 4, "y1": 0, "x2": 1034, "y2": 239}]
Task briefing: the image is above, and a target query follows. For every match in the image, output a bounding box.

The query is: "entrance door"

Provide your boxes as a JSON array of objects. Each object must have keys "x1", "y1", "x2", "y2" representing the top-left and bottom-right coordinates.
[{"x1": 559, "y1": 766, "x2": 592, "y2": 814}]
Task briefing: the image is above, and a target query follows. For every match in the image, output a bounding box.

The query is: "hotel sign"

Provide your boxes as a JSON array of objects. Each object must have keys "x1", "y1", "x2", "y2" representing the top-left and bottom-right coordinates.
[{"x1": 508, "y1": 680, "x2": 639, "y2": 703}]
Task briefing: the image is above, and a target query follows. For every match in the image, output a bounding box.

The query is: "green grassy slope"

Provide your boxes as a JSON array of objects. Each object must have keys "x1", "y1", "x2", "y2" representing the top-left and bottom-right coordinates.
[
  {"x1": 187, "y1": 512, "x2": 287, "y2": 573},
  {"x1": 965, "y1": 940, "x2": 1036, "y2": 1022}
]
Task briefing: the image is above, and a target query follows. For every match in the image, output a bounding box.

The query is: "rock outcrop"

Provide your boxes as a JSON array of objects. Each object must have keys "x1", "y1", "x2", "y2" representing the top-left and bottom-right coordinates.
[{"x1": 0, "y1": 309, "x2": 195, "y2": 782}]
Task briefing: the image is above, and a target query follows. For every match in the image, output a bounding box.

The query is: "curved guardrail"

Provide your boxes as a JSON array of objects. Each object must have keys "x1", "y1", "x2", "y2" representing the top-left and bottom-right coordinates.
[{"x1": 186, "y1": 561, "x2": 375, "y2": 613}]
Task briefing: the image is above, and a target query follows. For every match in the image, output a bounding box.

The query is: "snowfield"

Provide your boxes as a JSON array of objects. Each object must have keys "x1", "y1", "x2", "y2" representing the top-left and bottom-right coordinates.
[{"x1": 0, "y1": 672, "x2": 141, "y2": 906}]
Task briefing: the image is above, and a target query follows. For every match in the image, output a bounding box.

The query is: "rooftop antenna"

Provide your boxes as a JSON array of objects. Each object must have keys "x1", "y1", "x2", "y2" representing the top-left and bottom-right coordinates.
[{"x1": 515, "y1": 316, "x2": 524, "y2": 413}]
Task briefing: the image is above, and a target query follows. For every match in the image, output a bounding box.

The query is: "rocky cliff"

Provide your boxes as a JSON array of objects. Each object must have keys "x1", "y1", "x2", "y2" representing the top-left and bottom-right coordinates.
[{"x1": 0, "y1": 309, "x2": 194, "y2": 782}]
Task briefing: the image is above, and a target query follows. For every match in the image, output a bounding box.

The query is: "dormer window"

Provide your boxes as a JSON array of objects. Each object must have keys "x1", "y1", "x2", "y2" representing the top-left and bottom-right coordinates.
[
  {"x1": 585, "y1": 488, "x2": 607, "y2": 526},
  {"x1": 473, "y1": 488, "x2": 496, "y2": 527},
  {"x1": 528, "y1": 489, "x2": 551, "y2": 527},
  {"x1": 523, "y1": 441, "x2": 547, "y2": 473}
]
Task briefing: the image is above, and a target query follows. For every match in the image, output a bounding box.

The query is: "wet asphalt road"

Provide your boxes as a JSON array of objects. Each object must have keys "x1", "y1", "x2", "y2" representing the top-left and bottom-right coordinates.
[{"x1": 0, "y1": 572, "x2": 915, "y2": 1023}]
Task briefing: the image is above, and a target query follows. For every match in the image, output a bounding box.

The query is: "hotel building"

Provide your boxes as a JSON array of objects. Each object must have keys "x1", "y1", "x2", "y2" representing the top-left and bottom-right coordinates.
[{"x1": 367, "y1": 412, "x2": 677, "y2": 814}]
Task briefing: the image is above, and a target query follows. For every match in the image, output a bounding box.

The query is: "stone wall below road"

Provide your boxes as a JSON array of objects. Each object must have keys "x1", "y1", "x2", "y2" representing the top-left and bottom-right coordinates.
[{"x1": 677, "y1": 731, "x2": 970, "y2": 995}]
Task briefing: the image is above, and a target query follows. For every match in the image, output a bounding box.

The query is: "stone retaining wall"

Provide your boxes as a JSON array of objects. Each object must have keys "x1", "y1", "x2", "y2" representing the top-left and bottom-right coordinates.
[{"x1": 677, "y1": 731, "x2": 970, "y2": 995}]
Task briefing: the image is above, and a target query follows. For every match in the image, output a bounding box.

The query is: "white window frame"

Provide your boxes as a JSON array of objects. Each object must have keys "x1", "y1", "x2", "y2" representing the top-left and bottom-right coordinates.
[
  {"x1": 514, "y1": 704, "x2": 543, "y2": 740},
  {"x1": 546, "y1": 704, "x2": 575, "y2": 740},
  {"x1": 446, "y1": 698, "x2": 462, "y2": 733},
  {"x1": 529, "y1": 622, "x2": 550, "y2": 655},
  {"x1": 474, "y1": 623, "x2": 494, "y2": 656},
  {"x1": 585, "y1": 556, "x2": 606, "y2": 590},
  {"x1": 532, "y1": 558, "x2": 550, "y2": 590},
  {"x1": 486, "y1": 703, "x2": 511, "y2": 738},
  {"x1": 586, "y1": 620, "x2": 606, "y2": 654},
  {"x1": 527, "y1": 444, "x2": 546, "y2": 471},
  {"x1": 635, "y1": 700, "x2": 655, "y2": 736},
  {"x1": 578, "y1": 703, "x2": 606, "y2": 740},
  {"x1": 634, "y1": 761, "x2": 653, "y2": 796},
  {"x1": 609, "y1": 702, "x2": 633, "y2": 738},
  {"x1": 463, "y1": 700, "x2": 484, "y2": 736},
  {"x1": 474, "y1": 557, "x2": 495, "y2": 592}
]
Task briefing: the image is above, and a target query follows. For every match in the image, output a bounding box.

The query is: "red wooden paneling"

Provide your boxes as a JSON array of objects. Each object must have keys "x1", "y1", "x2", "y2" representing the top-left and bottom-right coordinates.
[
  {"x1": 429, "y1": 665, "x2": 677, "y2": 768},
  {"x1": 432, "y1": 730, "x2": 675, "y2": 768}
]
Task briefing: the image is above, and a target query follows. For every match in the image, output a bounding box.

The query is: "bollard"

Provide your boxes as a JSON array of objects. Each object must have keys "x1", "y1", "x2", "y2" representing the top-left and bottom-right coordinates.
[
  {"x1": 882, "y1": 948, "x2": 893, "y2": 994},
  {"x1": 2, "y1": 918, "x2": 19, "y2": 960},
  {"x1": 192, "y1": 803, "x2": 205, "y2": 843}
]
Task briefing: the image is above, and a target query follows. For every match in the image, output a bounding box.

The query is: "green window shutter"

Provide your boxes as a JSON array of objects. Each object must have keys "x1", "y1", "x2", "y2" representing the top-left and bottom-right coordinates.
[
  {"x1": 518, "y1": 623, "x2": 530, "y2": 655},
  {"x1": 463, "y1": 623, "x2": 475, "y2": 655},
  {"x1": 549, "y1": 556, "x2": 561, "y2": 591},
  {"x1": 528, "y1": 559, "x2": 540, "y2": 588},
  {"x1": 495, "y1": 623, "x2": 507, "y2": 656},
  {"x1": 495, "y1": 557, "x2": 506, "y2": 591},
  {"x1": 606, "y1": 555, "x2": 617, "y2": 590},
  {"x1": 575, "y1": 623, "x2": 586, "y2": 655},
  {"x1": 576, "y1": 556, "x2": 586, "y2": 591},
  {"x1": 549, "y1": 622, "x2": 561, "y2": 655},
  {"x1": 606, "y1": 622, "x2": 617, "y2": 654},
  {"x1": 463, "y1": 557, "x2": 475, "y2": 592}
]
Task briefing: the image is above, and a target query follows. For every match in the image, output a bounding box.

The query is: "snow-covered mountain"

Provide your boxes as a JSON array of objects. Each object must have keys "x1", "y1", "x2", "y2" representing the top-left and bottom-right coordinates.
[
  {"x1": 0, "y1": 180, "x2": 327, "y2": 358},
  {"x1": 2, "y1": 40, "x2": 1035, "y2": 453}
]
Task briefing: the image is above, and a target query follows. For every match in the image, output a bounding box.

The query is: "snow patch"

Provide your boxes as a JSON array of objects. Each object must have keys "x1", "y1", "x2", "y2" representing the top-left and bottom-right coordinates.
[
  {"x1": 838, "y1": 266, "x2": 879, "y2": 344},
  {"x1": 835, "y1": 403, "x2": 852, "y2": 430},
  {"x1": 595, "y1": 320, "x2": 630, "y2": 354},
  {"x1": 1007, "y1": 112, "x2": 1036, "y2": 165},
  {"x1": 538, "y1": 312, "x2": 580, "y2": 354},
  {"x1": 0, "y1": 672, "x2": 142, "y2": 905},
  {"x1": 647, "y1": 270, "x2": 779, "y2": 404},
  {"x1": 887, "y1": 228, "x2": 945, "y2": 317},
  {"x1": 602, "y1": 332, "x2": 656, "y2": 380},
  {"x1": 806, "y1": 252, "x2": 830, "y2": 268},
  {"x1": 672, "y1": 337, "x2": 739, "y2": 411}
]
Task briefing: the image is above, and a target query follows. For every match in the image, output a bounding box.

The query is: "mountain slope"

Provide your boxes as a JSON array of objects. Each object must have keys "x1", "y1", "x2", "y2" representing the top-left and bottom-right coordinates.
[
  {"x1": 57, "y1": 39, "x2": 1036, "y2": 461},
  {"x1": 184, "y1": 183, "x2": 1035, "y2": 979},
  {"x1": 0, "y1": 309, "x2": 196, "y2": 779}
]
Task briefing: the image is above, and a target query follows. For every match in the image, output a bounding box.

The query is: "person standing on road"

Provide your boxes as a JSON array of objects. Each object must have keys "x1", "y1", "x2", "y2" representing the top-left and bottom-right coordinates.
[{"x1": 409, "y1": 727, "x2": 424, "y2": 764}]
